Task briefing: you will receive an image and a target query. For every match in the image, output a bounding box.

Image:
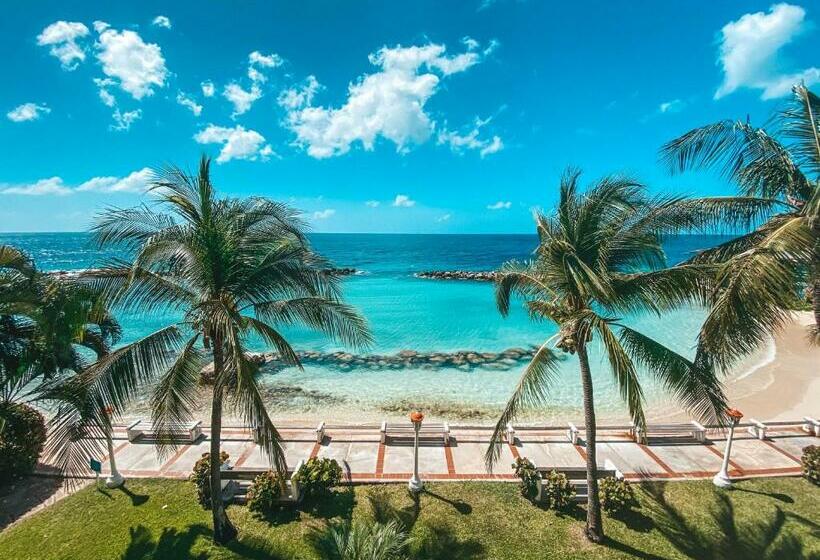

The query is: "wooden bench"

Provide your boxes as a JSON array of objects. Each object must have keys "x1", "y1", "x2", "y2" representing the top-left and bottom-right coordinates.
[
  {"x1": 567, "y1": 422, "x2": 634, "y2": 444},
  {"x1": 380, "y1": 421, "x2": 450, "y2": 445},
  {"x1": 747, "y1": 417, "x2": 820, "y2": 440},
  {"x1": 126, "y1": 420, "x2": 202, "y2": 443},
  {"x1": 220, "y1": 460, "x2": 305, "y2": 504},
  {"x1": 315, "y1": 421, "x2": 381, "y2": 443},
  {"x1": 533, "y1": 460, "x2": 622, "y2": 503},
  {"x1": 505, "y1": 423, "x2": 566, "y2": 444},
  {"x1": 633, "y1": 421, "x2": 706, "y2": 443}
]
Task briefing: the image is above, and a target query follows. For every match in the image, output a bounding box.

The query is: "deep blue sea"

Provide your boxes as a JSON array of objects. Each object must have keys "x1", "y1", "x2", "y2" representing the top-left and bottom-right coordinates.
[{"x1": 1, "y1": 232, "x2": 732, "y2": 421}]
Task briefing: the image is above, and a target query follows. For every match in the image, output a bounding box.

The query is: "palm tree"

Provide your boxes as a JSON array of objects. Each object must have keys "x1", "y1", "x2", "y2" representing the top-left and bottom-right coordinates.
[
  {"x1": 660, "y1": 85, "x2": 819, "y2": 372},
  {"x1": 485, "y1": 170, "x2": 728, "y2": 543},
  {"x1": 83, "y1": 156, "x2": 371, "y2": 544}
]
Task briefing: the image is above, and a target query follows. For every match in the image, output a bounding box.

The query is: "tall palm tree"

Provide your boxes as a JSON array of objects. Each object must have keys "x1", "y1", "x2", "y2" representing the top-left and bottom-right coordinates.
[
  {"x1": 485, "y1": 170, "x2": 728, "y2": 543},
  {"x1": 660, "y1": 85, "x2": 819, "y2": 372},
  {"x1": 83, "y1": 156, "x2": 371, "y2": 544}
]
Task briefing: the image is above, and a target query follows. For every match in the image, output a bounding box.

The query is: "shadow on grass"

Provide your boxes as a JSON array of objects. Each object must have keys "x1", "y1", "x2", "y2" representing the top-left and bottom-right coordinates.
[
  {"x1": 298, "y1": 486, "x2": 356, "y2": 520},
  {"x1": 423, "y1": 489, "x2": 472, "y2": 514},
  {"x1": 120, "y1": 524, "x2": 290, "y2": 560},
  {"x1": 116, "y1": 484, "x2": 150, "y2": 506}
]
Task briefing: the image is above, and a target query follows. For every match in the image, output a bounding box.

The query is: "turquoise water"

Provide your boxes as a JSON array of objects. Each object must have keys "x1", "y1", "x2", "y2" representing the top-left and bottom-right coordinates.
[{"x1": 1, "y1": 232, "x2": 726, "y2": 421}]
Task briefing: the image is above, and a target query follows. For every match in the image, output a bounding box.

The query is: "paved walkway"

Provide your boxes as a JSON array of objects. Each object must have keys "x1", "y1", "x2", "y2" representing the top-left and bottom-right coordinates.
[{"x1": 67, "y1": 422, "x2": 815, "y2": 483}]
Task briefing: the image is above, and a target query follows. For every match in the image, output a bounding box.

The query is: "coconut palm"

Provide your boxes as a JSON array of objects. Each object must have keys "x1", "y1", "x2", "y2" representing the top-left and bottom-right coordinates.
[
  {"x1": 82, "y1": 156, "x2": 371, "y2": 544},
  {"x1": 660, "y1": 84, "x2": 819, "y2": 372},
  {"x1": 485, "y1": 170, "x2": 728, "y2": 543}
]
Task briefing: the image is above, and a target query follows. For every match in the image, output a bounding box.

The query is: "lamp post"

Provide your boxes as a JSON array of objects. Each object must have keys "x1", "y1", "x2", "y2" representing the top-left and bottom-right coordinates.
[
  {"x1": 408, "y1": 411, "x2": 424, "y2": 493},
  {"x1": 103, "y1": 406, "x2": 125, "y2": 488},
  {"x1": 713, "y1": 408, "x2": 743, "y2": 489}
]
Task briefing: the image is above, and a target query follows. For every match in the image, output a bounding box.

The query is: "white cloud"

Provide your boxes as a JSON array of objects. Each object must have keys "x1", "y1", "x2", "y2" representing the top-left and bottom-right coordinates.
[
  {"x1": 487, "y1": 201, "x2": 511, "y2": 210},
  {"x1": 659, "y1": 99, "x2": 686, "y2": 113},
  {"x1": 1, "y1": 177, "x2": 72, "y2": 196},
  {"x1": 249, "y1": 50, "x2": 283, "y2": 69},
  {"x1": 365, "y1": 200, "x2": 380, "y2": 208},
  {"x1": 77, "y1": 167, "x2": 153, "y2": 193},
  {"x1": 278, "y1": 75, "x2": 321, "y2": 110},
  {"x1": 7, "y1": 103, "x2": 51, "y2": 122},
  {"x1": 282, "y1": 41, "x2": 495, "y2": 158},
  {"x1": 715, "y1": 3, "x2": 819, "y2": 99},
  {"x1": 312, "y1": 209, "x2": 336, "y2": 220},
  {"x1": 462, "y1": 36, "x2": 480, "y2": 51},
  {"x1": 438, "y1": 116, "x2": 504, "y2": 158},
  {"x1": 110, "y1": 108, "x2": 142, "y2": 131},
  {"x1": 393, "y1": 194, "x2": 415, "y2": 207},
  {"x1": 37, "y1": 21, "x2": 89, "y2": 70},
  {"x1": 176, "y1": 92, "x2": 203, "y2": 116},
  {"x1": 96, "y1": 26, "x2": 168, "y2": 99},
  {"x1": 93, "y1": 20, "x2": 110, "y2": 33},
  {"x1": 436, "y1": 213, "x2": 451, "y2": 222},
  {"x1": 193, "y1": 124, "x2": 271, "y2": 163},
  {"x1": 152, "y1": 15, "x2": 172, "y2": 29},
  {"x1": 223, "y1": 83, "x2": 262, "y2": 117},
  {"x1": 201, "y1": 80, "x2": 215, "y2": 97}
]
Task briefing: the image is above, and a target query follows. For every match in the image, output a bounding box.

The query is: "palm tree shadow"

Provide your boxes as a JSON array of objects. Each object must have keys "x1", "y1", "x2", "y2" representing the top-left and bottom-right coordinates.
[{"x1": 119, "y1": 524, "x2": 210, "y2": 560}]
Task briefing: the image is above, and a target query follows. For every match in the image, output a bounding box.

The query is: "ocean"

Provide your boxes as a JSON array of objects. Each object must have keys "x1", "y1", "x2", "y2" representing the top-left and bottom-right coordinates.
[{"x1": 1, "y1": 232, "x2": 732, "y2": 422}]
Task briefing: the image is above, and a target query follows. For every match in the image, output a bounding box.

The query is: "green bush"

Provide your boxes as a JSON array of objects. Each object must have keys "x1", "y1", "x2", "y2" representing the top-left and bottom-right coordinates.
[
  {"x1": 295, "y1": 457, "x2": 342, "y2": 499},
  {"x1": 189, "y1": 451, "x2": 229, "y2": 509},
  {"x1": 802, "y1": 445, "x2": 819, "y2": 485},
  {"x1": 0, "y1": 403, "x2": 47, "y2": 484},
  {"x1": 599, "y1": 476, "x2": 638, "y2": 515},
  {"x1": 247, "y1": 470, "x2": 284, "y2": 514},
  {"x1": 511, "y1": 457, "x2": 539, "y2": 499},
  {"x1": 542, "y1": 470, "x2": 575, "y2": 511},
  {"x1": 311, "y1": 519, "x2": 409, "y2": 560}
]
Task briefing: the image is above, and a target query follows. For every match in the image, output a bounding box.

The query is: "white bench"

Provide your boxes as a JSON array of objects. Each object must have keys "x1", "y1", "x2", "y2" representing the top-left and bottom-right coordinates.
[
  {"x1": 805, "y1": 416, "x2": 820, "y2": 437},
  {"x1": 126, "y1": 419, "x2": 203, "y2": 443},
  {"x1": 633, "y1": 421, "x2": 706, "y2": 443},
  {"x1": 747, "y1": 417, "x2": 820, "y2": 440},
  {"x1": 533, "y1": 459, "x2": 622, "y2": 503},
  {"x1": 380, "y1": 421, "x2": 450, "y2": 445},
  {"x1": 220, "y1": 459, "x2": 305, "y2": 504},
  {"x1": 567, "y1": 422, "x2": 634, "y2": 444},
  {"x1": 505, "y1": 423, "x2": 565, "y2": 444}
]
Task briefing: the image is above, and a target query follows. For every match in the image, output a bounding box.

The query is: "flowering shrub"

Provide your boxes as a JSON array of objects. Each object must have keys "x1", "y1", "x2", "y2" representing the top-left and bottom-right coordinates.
[
  {"x1": 511, "y1": 457, "x2": 540, "y2": 499},
  {"x1": 295, "y1": 457, "x2": 343, "y2": 499},
  {"x1": 802, "y1": 445, "x2": 819, "y2": 485},
  {"x1": 542, "y1": 470, "x2": 575, "y2": 511},
  {"x1": 247, "y1": 470, "x2": 284, "y2": 514},
  {"x1": 599, "y1": 477, "x2": 638, "y2": 515},
  {"x1": 189, "y1": 451, "x2": 229, "y2": 509}
]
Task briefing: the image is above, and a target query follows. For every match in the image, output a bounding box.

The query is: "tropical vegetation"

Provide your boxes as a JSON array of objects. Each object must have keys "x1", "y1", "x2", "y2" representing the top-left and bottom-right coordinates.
[{"x1": 486, "y1": 170, "x2": 728, "y2": 542}]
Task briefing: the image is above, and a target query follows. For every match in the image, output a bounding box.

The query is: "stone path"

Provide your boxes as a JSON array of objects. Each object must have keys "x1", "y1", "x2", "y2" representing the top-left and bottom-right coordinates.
[{"x1": 68, "y1": 422, "x2": 814, "y2": 483}]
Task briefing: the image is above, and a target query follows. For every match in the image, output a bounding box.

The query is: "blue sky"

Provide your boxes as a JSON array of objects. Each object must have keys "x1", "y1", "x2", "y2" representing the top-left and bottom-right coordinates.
[{"x1": 1, "y1": 1, "x2": 818, "y2": 233}]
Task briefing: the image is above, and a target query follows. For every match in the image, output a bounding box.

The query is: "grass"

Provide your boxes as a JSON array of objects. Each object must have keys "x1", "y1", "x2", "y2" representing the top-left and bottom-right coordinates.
[{"x1": 0, "y1": 477, "x2": 818, "y2": 559}]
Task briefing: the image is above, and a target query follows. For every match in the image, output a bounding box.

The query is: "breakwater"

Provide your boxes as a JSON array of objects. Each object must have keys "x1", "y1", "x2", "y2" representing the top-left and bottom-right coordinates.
[{"x1": 414, "y1": 270, "x2": 498, "y2": 281}]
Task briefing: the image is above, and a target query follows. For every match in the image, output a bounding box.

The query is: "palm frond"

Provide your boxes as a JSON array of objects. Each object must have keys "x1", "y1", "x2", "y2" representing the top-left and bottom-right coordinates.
[
  {"x1": 778, "y1": 85, "x2": 820, "y2": 177},
  {"x1": 494, "y1": 261, "x2": 556, "y2": 316}
]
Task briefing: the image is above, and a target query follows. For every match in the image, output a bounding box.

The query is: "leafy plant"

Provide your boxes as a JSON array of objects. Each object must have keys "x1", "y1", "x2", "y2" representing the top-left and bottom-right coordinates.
[
  {"x1": 310, "y1": 519, "x2": 409, "y2": 560},
  {"x1": 511, "y1": 457, "x2": 539, "y2": 499},
  {"x1": 599, "y1": 476, "x2": 638, "y2": 515},
  {"x1": 802, "y1": 445, "x2": 819, "y2": 485},
  {"x1": 295, "y1": 457, "x2": 343, "y2": 499},
  {"x1": 247, "y1": 470, "x2": 284, "y2": 514},
  {"x1": 189, "y1": 451, "x2": 230, "y2": 509},
  {"x1": 0, "y1": 403, "x2": 46, "y2": 484},
  {"x1": 542, "y1": 470, "x2": 575, "y2": 511}
]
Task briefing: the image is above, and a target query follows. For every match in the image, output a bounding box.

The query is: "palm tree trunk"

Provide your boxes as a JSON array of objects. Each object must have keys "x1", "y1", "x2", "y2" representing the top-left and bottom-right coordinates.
[
  {"x1": 577, "y1": 340, "x2": 604, "y2": 543},
  {"x1": 209, "y1": 339, "x2": 237, "y2": 544}
]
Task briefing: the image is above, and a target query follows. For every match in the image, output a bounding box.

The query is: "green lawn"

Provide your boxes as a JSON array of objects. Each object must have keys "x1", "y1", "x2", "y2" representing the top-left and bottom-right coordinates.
[{"x1": 0, "y1": 477, "x2": 818, "y2": 559}]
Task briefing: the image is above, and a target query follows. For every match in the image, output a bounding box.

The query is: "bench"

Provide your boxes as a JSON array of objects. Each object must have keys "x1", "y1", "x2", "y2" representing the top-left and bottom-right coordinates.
[
  {"x1": 747, "y1": 417, "x2": 820, "y2": 440},
  {"x1": 220, "y1": 460, "x2": 305, "y2": 504},
  {"x1": 380, "y1": 421, "x2": 450, "y2": 445},
  {"x1": 567, "y1": 422, "x2": 634, "y2": 445},
  {"x1": 505, "y1": 423, "x2": 566, "y2": 444},
  {"x1": 126, "y1": 420, "x2": 202, "y2": 443},
  {"x1": 633, "y1": 421, "x2": 706, "y2": 443},
  {"x1": 533, "y1": 460, "x2": 622, "y2": 503}
]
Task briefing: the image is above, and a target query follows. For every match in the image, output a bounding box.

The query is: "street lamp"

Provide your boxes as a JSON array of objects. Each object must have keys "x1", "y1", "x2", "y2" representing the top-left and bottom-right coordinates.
[
  {"x1": 713, "y1": 408, "x2": 743, "y2": 489},
  {"x1": 408, "y1": 411, "x2": 424, "y2": 493},
  {"x1": 103, "y1": 406, "x2": 125, "y2": 488}
]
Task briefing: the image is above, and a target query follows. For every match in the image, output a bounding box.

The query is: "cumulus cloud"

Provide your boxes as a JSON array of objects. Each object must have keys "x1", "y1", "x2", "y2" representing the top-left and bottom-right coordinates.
[
  {"x1": 487, "y1": 201, "x2": 511, "y2": 210},
  {"x1": 7, "y1": 103, "x2": 51, "y2": 122},
  {"x1": 1, "y1": 177, "x2": 72, "y2": 196},
  {"x1": 152, "y1": 15, "x2": 172, "y2": 29},
  {"x1": 193, "y1": 124, "x2": 272, "y2": 163},
  {"x1": 715, "y1": 3, "x2": 819, "y2": 99},
  {"x1": 393, "y1": 194, "x2": 415, "y2": 207},
  {"x1": 659, "y1": 99, "x2": 686, "y2": 113},
  {"x1": 312, "y1": 209, "x2": 336, "y2": 220},
  {"x1": 223, "y1": 83, "x2": 262, "y2": 117},
  {"x1": 111, "y1": 108, "x2": 142, "y2": 131},
  {"x1": 201, "y1": 80, "x2": 215, "y2": 97},
  {"x1": 96, "y1": 26, "x2": 168, "y2": 99},
  {"x1": 249, "y1": 50, "x2": 283, "y2": 70},
  {"x1": 278, "y1": 75, "x2": 321, "y2": 110},
  {"x1": 177, "y1": 92, "x2": 203, "y2": 116},
  {"x1": 76, "y1": 167, "x2": 153, "y2": 193},
  {"x1": 365, "y1": 200, "x2": 380, "y2": 208},
  {"x1": 281, "y1": 41, "x2": 495, "y2": 158},
  {"x1": 37, "y1": 21, "x2": 89, "y2": 70},
  {"x1": 438, "y1": 116, "x2": 504, "y2": 158}
]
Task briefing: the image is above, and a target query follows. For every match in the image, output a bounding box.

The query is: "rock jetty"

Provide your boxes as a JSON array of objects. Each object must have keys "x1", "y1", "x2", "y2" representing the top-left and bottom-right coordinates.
[{"x1": 414, "y1": 270, "x2": 498, "y2": 281}]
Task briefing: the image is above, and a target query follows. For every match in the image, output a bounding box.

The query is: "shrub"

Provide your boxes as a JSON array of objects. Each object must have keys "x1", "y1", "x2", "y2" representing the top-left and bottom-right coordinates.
[
  {"x1": 247, "y1": 470, "x2": 284, "y2": 514},
  {"x1": 599, "y1": 476, "x2": 638, "y2": 515},
  {"x1": 542, "y1": 470, "x2": 575, "y2": 511},
  {"x1": 511, "y1": 457, "x2": 540, "y2": 499},
  {"x1": 311, "y1": 519, "x2": 409, "y2": 560},
  {"x1": 295, "y1": 457, "x2": 342, "y2": 499},
  {"x1": 802, "y1": 445, "x2": 820, "y2": 485},
  {"x1": 0, "y1": 403, "x2": 47, "y2": 484},
  {"x1": 189, "y1": 451, "x2": 229, "y2": 509}
]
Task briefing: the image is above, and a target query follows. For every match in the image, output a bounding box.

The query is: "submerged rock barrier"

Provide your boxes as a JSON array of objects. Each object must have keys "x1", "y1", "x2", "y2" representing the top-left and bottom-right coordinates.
[{"x1": 414, "y1": 270, "x2": 498, "y2": 281}]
